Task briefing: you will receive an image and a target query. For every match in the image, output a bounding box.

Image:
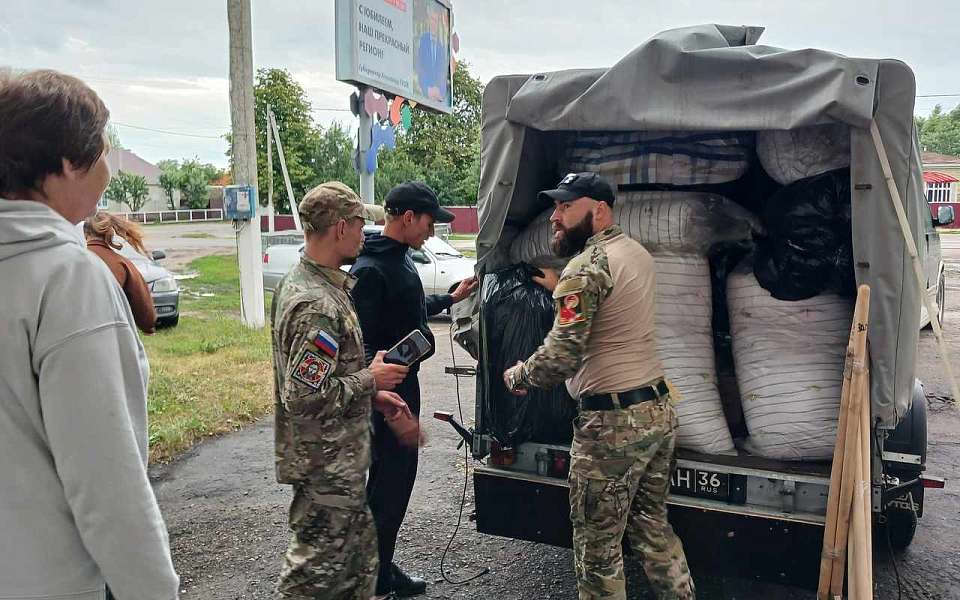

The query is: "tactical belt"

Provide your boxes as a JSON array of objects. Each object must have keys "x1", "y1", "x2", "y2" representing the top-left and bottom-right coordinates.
[{"x1": 580, "y1": 379, "x2": 669, "y2": 411}]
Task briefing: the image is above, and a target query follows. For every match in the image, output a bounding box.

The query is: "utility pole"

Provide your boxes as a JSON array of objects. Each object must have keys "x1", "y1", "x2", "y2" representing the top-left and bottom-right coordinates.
[{"x1": 227, "y1": 0, "x2": 265, "y2": 328}]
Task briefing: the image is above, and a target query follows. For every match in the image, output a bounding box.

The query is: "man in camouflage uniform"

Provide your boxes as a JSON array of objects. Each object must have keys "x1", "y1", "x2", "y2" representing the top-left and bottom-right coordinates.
[
  {"x1": 272, "y1": 181, "x2": 411, "y2": 599},
  {"x1": 504, "y1": 173, "x2": 695, "y2": 600}
]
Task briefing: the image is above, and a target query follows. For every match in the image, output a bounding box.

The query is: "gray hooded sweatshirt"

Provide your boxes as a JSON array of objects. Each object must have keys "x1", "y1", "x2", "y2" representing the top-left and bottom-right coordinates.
[{"x1": 0, "y1": 201, "x2": 179, "y2": 599}]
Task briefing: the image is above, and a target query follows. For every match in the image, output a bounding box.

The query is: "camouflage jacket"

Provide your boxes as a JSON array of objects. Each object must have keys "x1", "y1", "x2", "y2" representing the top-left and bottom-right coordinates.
[
  {"x1": 510, "y1": 225, "x2": 620, "y2": 391},
  {"x1": 271, "y1": 256, "x2": 376, "y2": 507}
]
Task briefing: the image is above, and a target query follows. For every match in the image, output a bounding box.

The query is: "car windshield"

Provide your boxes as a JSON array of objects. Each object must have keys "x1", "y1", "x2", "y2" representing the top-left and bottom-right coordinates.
[
  {"x1": 112, "y1": 238, "x2": 151, "y2": 263},
  {"x1": 424, "y1": 236, "x2": 463, "y2": 259}
]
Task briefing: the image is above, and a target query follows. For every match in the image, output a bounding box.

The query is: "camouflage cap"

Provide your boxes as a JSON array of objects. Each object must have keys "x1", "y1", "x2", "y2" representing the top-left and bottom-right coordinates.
[{"x1": 298, "y1": 181, "x2": 385, "y2": 231}]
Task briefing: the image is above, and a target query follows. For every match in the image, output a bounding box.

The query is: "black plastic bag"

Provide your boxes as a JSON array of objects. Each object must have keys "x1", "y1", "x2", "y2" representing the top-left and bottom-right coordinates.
[
  {"x1": 753, "y1": 169, "x2": 855, "y2": 300},
  {"x1": 479, "y1": 264, "x2": 576, "y2": 447}
]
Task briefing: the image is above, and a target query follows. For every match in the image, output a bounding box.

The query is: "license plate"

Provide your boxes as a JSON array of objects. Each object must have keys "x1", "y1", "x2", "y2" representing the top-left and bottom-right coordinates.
[
  {"x1": 157, "y1": 306, "x2": 175, "y2": 314},
  {"x1": 671, "y1": 466, "x2": 730, "y2": 501}
]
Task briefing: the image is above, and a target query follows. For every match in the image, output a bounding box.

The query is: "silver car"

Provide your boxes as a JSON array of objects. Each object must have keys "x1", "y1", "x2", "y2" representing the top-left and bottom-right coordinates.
[
  {"x1": 113, "y1": 240, "x2": 181, "y2": 327},
  {"x1": 262, "y1": 226, "x2": 476, "y2": 300}
]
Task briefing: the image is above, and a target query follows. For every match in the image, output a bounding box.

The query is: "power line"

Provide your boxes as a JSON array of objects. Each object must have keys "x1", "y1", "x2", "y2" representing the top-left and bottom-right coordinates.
[
  {"x1": 917, "y1": 93, "x2": 960, "y2": 98},
  {"x1": 113, "y1": 122, "x2": 227, "y2": 139}
]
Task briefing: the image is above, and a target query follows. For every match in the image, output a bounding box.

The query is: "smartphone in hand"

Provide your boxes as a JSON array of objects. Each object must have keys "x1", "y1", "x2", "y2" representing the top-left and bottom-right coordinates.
[{"x1": 383, "y1": 330, "x2": 433, "y2": 366}]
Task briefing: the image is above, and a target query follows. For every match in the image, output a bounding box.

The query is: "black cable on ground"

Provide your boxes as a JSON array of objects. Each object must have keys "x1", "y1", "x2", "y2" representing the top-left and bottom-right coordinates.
[
  {"x1": 874, "y1": 426, "x2": 903, "y2": 600},
  {"x1": 438, "y1": 323, "x2": 489, "y2": 585}
]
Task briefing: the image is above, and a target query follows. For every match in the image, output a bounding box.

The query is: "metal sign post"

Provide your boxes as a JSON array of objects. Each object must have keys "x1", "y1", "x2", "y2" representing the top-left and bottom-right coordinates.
[{"x1": 357, "y1": 85, "x2": 375, "y2": 203}]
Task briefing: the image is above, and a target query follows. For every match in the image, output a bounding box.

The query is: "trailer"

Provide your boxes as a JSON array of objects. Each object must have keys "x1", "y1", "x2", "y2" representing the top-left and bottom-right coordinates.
[{"x1": 446, "y1": 24, "x2": 949, "y2": 587}]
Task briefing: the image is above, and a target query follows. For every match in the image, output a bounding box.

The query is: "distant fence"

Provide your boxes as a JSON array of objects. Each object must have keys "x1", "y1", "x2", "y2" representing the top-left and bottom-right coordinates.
[
  {"x1": 260, "y1": 215, "x2": 454, "y2": 239},
  {"x1": 446, "y1": 206, "x2": 478, "y2": 234},
  {"x1": 124, "y1": 209, "x2": 224, "y2": 224}
]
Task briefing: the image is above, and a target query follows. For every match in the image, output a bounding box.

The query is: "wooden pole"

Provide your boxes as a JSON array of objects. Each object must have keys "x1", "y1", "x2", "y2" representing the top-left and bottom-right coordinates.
[
  {"x1": 268, "y1": 110, "x2": 303, "y2": 232},
  {"x1": 861, "y1": 363, "x2": 874, "y2": 587},
  {"x1": 819, "y1": 285, "x2": 871, "y2": 599},
  {"x1": 869, "y1": 121, "x2": 960, "y2": 405},
  {"x1": 852, "y1": 345, "x2": 874, "y2": 597},
  {"x1": 817, "y1": 321, "x2": 858, "y2": 598},
  {"x1": 266, "y1": 103, "x2": 274, "y2": 233},
  {"x1": 227, "y1": 0, "x2": 265, "y2": 328},
  {"x1": 829, "y1": 376, "x2": 863, "y2": 596}
]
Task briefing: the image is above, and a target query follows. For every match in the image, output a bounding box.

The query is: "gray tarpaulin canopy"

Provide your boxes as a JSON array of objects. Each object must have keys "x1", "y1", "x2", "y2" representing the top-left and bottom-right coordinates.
[{"x1": 474, "y1": 24, "x2": 926, "y2": 428}]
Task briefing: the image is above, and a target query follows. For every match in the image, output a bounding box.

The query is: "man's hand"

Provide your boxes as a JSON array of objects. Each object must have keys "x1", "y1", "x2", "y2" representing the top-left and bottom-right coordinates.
[
  {"x1": 450, "y1": 276, "x2": 479, "y2": 303},
  {"x1": 370, "y1": 350, "x2": 409, "y2": 391},
  {"x1": 377, "y1": 392, "x2": 425, "y2": 449},
  {"x1": 373, "y1": 390, "x2": 412, "y2": 420},
  {"x1": 503, "y1": 360, "x2": 528, "y2": 396},
  {"x1": 532, "y1": 268, "x2": 559, "y2": 293}
]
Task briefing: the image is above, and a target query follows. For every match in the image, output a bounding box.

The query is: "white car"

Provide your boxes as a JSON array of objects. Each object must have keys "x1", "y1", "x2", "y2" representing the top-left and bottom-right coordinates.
[{"x1": 262, "y1": 226, "x2": 476, "y2": 299}]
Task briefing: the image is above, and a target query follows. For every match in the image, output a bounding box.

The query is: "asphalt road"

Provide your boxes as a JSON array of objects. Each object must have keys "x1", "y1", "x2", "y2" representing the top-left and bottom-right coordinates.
[
  {"x1": 147, "y1": 228, "x2": 960, "y2": 599},
  {"x1": 142, "y1": 222, "x2": 237, "y2": 270}
]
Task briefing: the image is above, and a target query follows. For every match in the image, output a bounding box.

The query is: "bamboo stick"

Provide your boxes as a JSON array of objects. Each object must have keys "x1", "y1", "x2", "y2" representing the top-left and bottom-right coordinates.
[
  {"x1": 848, "y1": 382, "x2": 871, "y2": 598},
  {"x1": 823, "y1": 286, "x2": 871, "y2": 598},
  {"x1": 853, "y1": 347, "x2": 873, "y2": 597},
  {"x1": 848, "y1": 415, "x2": 865, "y2": 600},
  {"x1": 817, "y1": 326, "x2": 859, "y2": 598},
  {"x1": 830, "y1": 376, "x2": 863, "y2": 596}
]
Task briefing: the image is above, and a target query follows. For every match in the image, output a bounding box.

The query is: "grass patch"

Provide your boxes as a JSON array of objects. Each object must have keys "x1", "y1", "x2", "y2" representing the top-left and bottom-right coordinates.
[
  {"x1": 176, "y1": 232, "x2": 217, "y2": 239},
  {"x1": 178, "y1": 253, "x2": 272, "y2": 313},
  {"x1": 448, "y1": 233, "x2": 477, "y2": 241},
  {"x1": 144, "y1": 254, "x2": 274, "y2": 462}
]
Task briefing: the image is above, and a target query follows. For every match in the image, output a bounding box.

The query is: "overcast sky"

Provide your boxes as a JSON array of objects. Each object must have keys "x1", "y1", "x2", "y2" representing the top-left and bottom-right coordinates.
[{"x1": 3, "y1": 0, "x2": 958, "y2": 168}]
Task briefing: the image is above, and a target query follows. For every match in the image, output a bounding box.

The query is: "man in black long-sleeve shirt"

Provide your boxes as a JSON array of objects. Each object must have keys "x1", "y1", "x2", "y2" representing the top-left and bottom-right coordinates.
[{"x1": 350, "y1": 182, "x2": 477, "y2": 598}]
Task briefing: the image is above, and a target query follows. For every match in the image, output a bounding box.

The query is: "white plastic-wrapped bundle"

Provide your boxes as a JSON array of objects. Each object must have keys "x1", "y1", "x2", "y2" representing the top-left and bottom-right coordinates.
[
  {"x1": 563, "y1": 131, "x2": 753, "y2": 186},
  {"x1": 756, "y1": 124, "x2": 850, "y2": 185},
  {"x1": 728, "y1": 271, "x2": 853, "y2": 460},
  {"x1": 508, "y1": 191, "x2": 758, "y2": 265},
  {"x1": 654, "y1": 254, "x2": 735, "y2": 455}
]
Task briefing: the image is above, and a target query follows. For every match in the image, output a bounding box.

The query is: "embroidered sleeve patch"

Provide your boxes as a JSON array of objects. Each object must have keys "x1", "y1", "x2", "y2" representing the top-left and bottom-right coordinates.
[
  {"x1": 312, "y1": 330, "x2": 339, "y2": 358},
  {"x1": 557, "y1": 292, "x2": 586, "y2": 326},
  {"x1": 291, "y1": 350, "x2": 333, "y2": 390},
  {"x1": 554, "y1": 275, "x2": 587, "y2": 297}
]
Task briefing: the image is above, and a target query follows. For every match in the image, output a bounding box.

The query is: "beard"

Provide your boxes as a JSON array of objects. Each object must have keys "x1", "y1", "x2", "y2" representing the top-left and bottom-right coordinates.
[{"x1": 550, "y1": 212, "x2": 593, "y2": 257}]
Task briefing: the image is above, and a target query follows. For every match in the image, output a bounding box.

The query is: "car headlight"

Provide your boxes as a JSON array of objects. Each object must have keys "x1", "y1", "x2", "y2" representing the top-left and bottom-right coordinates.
[{"x1": 152, "y1": 277, "x2": 178, "y2": 293}]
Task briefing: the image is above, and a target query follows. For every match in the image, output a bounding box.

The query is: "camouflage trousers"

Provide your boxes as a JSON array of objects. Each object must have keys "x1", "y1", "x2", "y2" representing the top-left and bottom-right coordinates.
[
  {"x1": 569, "y1": 396, "x2": 695, "y2": 600},
  {"x1": 275, "y1": 486, "x2": 378, "y2": 599}
]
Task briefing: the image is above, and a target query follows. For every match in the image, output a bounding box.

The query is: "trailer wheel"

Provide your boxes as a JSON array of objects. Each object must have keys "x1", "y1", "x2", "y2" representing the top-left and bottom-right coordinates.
[{"x1": 881, "y1": 497, "x2": 919, "y2": 551}]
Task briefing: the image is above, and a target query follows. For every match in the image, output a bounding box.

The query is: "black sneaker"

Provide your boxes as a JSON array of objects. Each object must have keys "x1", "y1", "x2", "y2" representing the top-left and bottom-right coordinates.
[{"x1": 390, "y1": 563, "x2": 427, "y2": 597}]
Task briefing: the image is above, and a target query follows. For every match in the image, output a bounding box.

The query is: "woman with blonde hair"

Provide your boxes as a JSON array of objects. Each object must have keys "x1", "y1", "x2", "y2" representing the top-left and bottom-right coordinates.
[
  {"x1": 0, "y1": 69, "x2": 179, "y2": 600},
  {"x1": 84, "y1": 211, "x2": 157, "y2": 333}
]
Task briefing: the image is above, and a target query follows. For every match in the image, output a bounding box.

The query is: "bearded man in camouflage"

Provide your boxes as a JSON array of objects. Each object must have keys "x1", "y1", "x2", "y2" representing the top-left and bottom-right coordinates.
[
  {"x1": 503, "y1": 172, "x2": 695, "y2": 600},
  {"x1": 271, "y1": 181, "x2": 412, "y2": 599}
]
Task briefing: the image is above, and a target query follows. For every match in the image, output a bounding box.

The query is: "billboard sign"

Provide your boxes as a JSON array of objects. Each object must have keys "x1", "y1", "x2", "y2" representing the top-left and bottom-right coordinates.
[{"x1": 335, "y1": 0, "x2": 454, "y2": 114}]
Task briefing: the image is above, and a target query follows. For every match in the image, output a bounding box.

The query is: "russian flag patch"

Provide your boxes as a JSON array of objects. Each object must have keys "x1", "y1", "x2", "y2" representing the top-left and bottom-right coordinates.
[{"x1": 312, "y1": 330, "x2": 339, "y2": 358}]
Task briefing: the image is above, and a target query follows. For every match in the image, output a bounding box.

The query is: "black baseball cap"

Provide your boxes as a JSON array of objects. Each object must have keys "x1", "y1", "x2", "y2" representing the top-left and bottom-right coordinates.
[
  {"x1": 384, "y1": 181, "x2": 455, "y2": 223},
  {"x1": 538, "y1": 172, "x2": 616, "y2": 205}
]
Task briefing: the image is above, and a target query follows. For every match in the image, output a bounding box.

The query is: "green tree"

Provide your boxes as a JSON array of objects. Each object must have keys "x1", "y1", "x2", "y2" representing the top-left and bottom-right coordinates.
[
  {"x1": 103, "y1": 174, "x2": 127, "y2": 208},
  {"x1": 394, "y1": 63, "x2": 483, "y2": 205},
  {"x1": 178, "y1": 159, "x2": 218, "y2": 209},
  {"x1": 248, "y1": 68, "x2": 323, "y2": 213},
  {"x1": 104, "y1": 171, "x2": 150, "y2": 212},
  {"x1": 311, "y1": 122, "x2": 360, "y2": 192},
  {"x1": 917, "y1": 104, "x2": 960, "y2": 157},
  {"x1": 234, "y1": 64, "x2": 485, "y2": 212},
  {"x1": 156, "y1": 159, "x2": 223, "y2": 209},
  {"x1": 126, "y1": 174, "x2": 149, "y2": 212},
  {"x1": 157, "y1": 159, "x2": 182, "y2": 209}
]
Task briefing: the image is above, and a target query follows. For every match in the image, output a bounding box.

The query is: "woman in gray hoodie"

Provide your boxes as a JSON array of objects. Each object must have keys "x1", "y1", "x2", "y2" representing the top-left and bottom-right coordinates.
[{"x1": 0, "y1": 70, "x2": 180, "y2": 600}]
